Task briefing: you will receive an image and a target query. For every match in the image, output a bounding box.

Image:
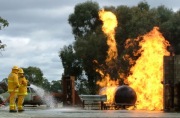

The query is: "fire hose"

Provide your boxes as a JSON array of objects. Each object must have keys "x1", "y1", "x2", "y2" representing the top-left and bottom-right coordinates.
[
  {"x1": 0, "y1": 88, "x2": 17, "y2": 107},
  {"x1": 0, "y1": 96, "x2": 10, "y2": 107}
]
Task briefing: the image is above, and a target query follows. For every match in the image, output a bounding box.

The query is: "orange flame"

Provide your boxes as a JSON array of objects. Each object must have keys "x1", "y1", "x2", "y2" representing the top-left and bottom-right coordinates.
[
  {"x1": 97, "y1": 70, "x2": 118, "y2": 104},
  {"x1": 97, "y1": 9, "x2": 118, "y2": 105},
  {"x1": 98, "y1": 9, "x2": 118, "y2": 63},
  {"x1": 127, "y1": 27, "x2": 170, "y2": 110},
  {"x1": 97, "y1": 9, "x2": 170, "y2": 111}
]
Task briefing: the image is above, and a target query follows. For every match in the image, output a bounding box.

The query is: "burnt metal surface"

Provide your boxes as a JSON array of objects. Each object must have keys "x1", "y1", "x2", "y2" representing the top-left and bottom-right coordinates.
[{"x1": 115, "y1": 85, "x2": 137, "y2": 105}]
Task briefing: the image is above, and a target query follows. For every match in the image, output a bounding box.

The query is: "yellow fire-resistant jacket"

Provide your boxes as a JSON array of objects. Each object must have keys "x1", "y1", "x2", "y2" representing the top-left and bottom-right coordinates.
[
  {"x1": 8, "y1": 72, "x2": 19, "y2": 93},
  {"x1": 18, "y1": 76, "x2": 28, "y2": 96}
]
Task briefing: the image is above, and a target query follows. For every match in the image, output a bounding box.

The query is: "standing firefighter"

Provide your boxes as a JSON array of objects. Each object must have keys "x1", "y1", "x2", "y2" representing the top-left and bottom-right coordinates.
[
  {"x1": 7, "y1": 66, "x2": 19, "y2": 112},
  {"x1": 17, "y1": 68, "x2": 28, "y2": 112}
]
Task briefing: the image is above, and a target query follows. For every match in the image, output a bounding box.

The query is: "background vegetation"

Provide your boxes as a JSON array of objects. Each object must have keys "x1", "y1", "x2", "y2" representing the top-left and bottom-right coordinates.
[{"x1": 59, "y1": 1, "x2": 180, "y2": 94}]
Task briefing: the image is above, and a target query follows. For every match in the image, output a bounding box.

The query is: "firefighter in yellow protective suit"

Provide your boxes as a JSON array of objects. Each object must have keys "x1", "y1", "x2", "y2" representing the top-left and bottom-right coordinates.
[
  {"x1": 8, "y1": 66, "x2": 19, "y2": 113},
  {"x1": 17, "y1": 68, "x2": 28, "y2": 112}
]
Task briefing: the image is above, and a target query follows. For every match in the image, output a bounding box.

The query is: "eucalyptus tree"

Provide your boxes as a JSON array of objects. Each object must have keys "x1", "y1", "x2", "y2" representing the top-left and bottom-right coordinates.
[
  {"x1": 0, "y1": 17, "x2": 8, "y2": 52},
  {"x1": 67, "y1": 1, "x2": 106, "y2": 94},
  {"x1": 50, "y1": 80, "x2": 62, "y2": 93},
  {"x1": 22, "y1": 66, "x2": 44, "y2": 87},
  {"x1": 0, "y1": 17, "x2": 8, "y2": 30},
  {"x1": 160, "y1": 10, "x2": 180, "y2": 54},
  {"x1": 61, "y1": 1, "x2": 180, "y2": 94},
  {"x1": 59, "y1": 45, "x2": 83, "y2": 79}
]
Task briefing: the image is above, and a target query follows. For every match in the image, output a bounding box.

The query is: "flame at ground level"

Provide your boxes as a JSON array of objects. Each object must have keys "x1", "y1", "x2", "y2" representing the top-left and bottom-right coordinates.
[
  {"x1": 127, "y1": 27, "x2": 170, "y2": 110},
  {"x1": 97, "y1": 27, "x2": 170, "y2": 111},
  {"x1": 97, "y1": 9, "x2": 119, "y2": 108},
  {"x1": 97, "y1": 8, "x2": 170, "y2": 111},
  {"x1": 99, "y1": 86, "x2": 118, "y2": 105},
  {"x1": 96, "y1": 70, "x2": 119, "y2": 105}
]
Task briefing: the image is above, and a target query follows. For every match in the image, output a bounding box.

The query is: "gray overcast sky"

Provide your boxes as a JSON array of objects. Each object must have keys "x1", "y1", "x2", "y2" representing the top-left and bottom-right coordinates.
[{"x1": 0, "y1": 0, "x2": 179, "y2": 82}]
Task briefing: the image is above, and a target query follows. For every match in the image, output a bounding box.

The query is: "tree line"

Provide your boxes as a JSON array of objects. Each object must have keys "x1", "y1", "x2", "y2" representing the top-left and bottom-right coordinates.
[
  {"x1": 22, "y1": 66, "x2": 62, "y2": 93},
  {"x1": 59, "y1": 1, "x2": 180, "y2": 94}
]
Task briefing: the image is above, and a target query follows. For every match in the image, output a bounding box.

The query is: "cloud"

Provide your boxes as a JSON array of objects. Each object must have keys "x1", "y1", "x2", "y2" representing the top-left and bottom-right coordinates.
[{"x1": 0, "y1": 35, "x2": 66, "y2": 81}]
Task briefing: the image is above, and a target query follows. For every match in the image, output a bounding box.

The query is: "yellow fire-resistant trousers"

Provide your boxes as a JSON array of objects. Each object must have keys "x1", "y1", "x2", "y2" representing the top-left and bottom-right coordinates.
[
  {"x1": 17, "y1": 95, "x2": 25, "y2": 110},
  {"x1": 9, "y1": 92, "x2": 17, "y2": 110}
]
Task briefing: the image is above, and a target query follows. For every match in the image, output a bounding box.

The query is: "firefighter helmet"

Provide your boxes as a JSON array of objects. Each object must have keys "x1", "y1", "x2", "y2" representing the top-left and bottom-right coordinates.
[
  {"x1": 12, "y1": 66, "x2": 19, "y2": 70},
  {"x1": 18, "y1": 68, "x2": 24, "y2": 74}
]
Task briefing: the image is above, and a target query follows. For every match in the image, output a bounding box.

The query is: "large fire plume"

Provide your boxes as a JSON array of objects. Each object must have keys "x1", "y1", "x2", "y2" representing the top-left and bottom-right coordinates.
[
  {"x1": 98, "y1": 9, "x2": 118, "y2": 63},
  {"x1": 96, "y1": 9, "x2": 118, "y2": 105},
  {"x1": 127, "y1": 27, "x2": 170, "y2": 110},
  {"x1": 96, "y1": 9, "x2": 170, "y2": 111}
]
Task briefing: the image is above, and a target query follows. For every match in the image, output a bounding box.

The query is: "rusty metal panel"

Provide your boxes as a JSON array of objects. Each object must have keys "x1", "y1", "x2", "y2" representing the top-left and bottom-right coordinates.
[
  {"x1": 174, "y1": 55, "x2": 180, "y2": 84},
  {"x1": 173, "y1": 55, "x2": 180, "y2": 110},
  {"x1": 70, "y1": 76, "x2": 75, "y2": 106},
  {"x1": 173, "y1": 83, "x2": 180, "y2": 110},
  {"x1": 163, "y1": 56, "x2": 174, "y2": 83},
  {"x1": 163, "y1": 55, "x2": 180, "y2": 111},
  {"x1": 62, "y1": 76, "x2": 75, "y2": 106},
  {"x1": 163, "y1": 56, "x2": 174, "y2": 111}
]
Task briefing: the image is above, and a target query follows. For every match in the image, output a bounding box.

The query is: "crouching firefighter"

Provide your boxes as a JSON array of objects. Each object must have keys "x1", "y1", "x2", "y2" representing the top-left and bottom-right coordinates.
[
  {"x1": 17, "y1": 68, "x2": 28, "y2": 112},
  {"x1": 8, "y1": 66, "x2": 20, "y2": 113}
]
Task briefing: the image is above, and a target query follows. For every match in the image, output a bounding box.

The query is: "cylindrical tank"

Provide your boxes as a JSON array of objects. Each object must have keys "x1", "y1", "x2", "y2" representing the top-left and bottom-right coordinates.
[
  {"x1": 99, "y1": 86, "x2": 118, "y2": 104},
  {"x1": 115, "y1": 85, "x2": 137, "y2": 105}
]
